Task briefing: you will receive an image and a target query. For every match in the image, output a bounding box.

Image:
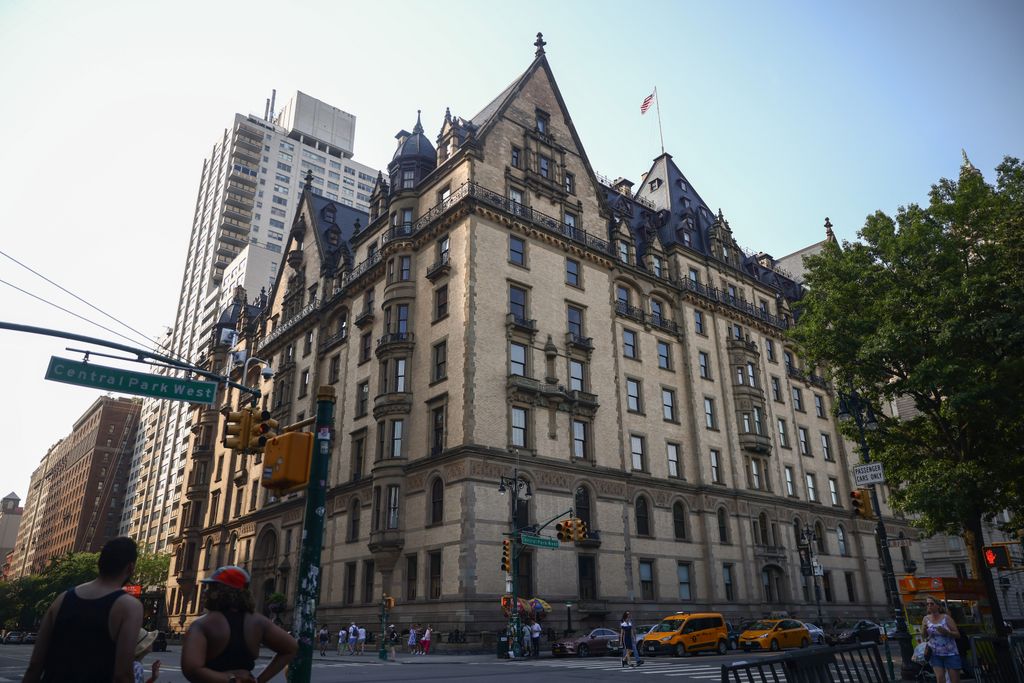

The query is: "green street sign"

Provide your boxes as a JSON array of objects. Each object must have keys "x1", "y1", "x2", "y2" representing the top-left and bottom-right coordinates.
[
  {"x1": 520, "y1": 534, "x2": 559, "y2": 549},
  {"x1": 45, "y1": 356, "x2": 217, "y2": 404}
]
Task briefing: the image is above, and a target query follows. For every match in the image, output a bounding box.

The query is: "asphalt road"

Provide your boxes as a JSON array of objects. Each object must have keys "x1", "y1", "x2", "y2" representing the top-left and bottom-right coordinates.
[{"x1": 0, "y1": 643, "x2": 845, "y2": 682}]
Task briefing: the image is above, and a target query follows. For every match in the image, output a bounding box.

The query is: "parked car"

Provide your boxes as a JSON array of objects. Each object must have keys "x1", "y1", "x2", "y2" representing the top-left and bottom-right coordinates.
[
  {"x1": 2, "y1": 632, "x2": 24, "y2": 644},
  {"x1": 881, "y1": 621, "x2": 898, "y2": 639},
  {"x1": 551, "y1": 627, "x2": 620, "y2": 657},
  {"x1": 826, "y1": 620, "x2": 882, "y2": 645},
  {"x1": 803, "y1": 623, "x2": 825, "y2": 645},
  {"x1": 151, "y1": 631, "x2": 167, "y2": 652},
  {"x1": 22, "y1": 633, "x2": 37, "y2": 644},
  {"x1": 726, "y1": 622, "x2": 742, "y2": 650},
  {"x1": 608, "y1": 625, "x2": 654, "y2": 656},
  {"x1": 641, "y1": 612, "x2": 730, "y2": 657},
  {"x1": 738, "y1": 619, "x2": 811, "y2": 652}
]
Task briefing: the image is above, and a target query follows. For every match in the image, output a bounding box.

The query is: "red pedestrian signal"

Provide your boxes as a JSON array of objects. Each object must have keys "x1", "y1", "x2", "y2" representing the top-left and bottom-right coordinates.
[{"x1": 983, "y1": 544, "x2": 1012, "y2": 569}]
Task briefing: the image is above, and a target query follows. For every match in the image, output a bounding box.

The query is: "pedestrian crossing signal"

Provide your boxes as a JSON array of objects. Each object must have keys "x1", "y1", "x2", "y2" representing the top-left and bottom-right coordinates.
[
  {"x1": 984, "y1": 544, "x2": 1013, "y2": 569},
  {"x1": 501, "y1": 540, "x2": 512, "y2": 572}
]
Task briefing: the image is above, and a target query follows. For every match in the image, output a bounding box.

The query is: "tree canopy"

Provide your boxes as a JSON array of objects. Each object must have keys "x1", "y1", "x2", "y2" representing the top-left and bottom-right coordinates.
[{"x1": 790, "y1": 155, "x2": 1024, "y2": 536}]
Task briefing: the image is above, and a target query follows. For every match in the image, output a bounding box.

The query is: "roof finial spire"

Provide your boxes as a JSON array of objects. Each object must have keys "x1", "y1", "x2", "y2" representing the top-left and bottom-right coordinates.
[
  {"x1": 304, "y1": 168, "x2": 314, "y2": 190},
  {"x1": 534, "y1": 32, "x2": 546, "y2": 57},
  {"x1": 413, "y1": 109, "x2": 423, "y2": 134},
  {"x1": 824, "y1": 216, "x2": 835, "y2": 242}
]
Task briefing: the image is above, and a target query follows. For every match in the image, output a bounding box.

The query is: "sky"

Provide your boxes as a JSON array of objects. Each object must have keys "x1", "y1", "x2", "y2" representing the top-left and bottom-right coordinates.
[{"x1": 1, "y1": 0, "x2": 1022, "y2": 504}]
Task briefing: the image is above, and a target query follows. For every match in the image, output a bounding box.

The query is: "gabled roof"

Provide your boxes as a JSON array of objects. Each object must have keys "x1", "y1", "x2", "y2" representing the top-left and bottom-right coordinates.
[{"x1": 471, "y1": 73, "x2": 526, "y2": 130}]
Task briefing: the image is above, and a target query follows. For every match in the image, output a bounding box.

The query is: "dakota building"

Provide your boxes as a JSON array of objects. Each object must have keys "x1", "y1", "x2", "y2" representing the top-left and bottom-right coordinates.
[{"x1": 166, "y1": 38, "x2": 921, "y2": 632}]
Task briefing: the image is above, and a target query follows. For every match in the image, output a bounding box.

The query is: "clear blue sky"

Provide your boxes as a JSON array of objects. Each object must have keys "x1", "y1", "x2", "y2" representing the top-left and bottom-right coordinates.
[{"x1": 1, "y1": 0, "x2": 1022, "y2": 502}]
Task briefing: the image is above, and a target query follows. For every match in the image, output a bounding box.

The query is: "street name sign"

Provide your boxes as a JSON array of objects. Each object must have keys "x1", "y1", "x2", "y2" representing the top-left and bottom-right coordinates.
[
  {"x1": 520, "y1": 534, "x2": 559, "y2": 549},
  {"x1": 45, "y1": 356, "x2": 217, "y2": 405},
  {"x1": 854, "y1": 462, "x2": 886, "y2": 486},
  {"x1": 887, "y1": 538, "x2": 913, "y2": 548}
]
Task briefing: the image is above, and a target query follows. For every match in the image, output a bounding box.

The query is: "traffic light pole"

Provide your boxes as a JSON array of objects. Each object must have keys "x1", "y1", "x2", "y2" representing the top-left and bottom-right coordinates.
[{"x1": 287, "y1": 386, "x2": 335, "y2": 683}]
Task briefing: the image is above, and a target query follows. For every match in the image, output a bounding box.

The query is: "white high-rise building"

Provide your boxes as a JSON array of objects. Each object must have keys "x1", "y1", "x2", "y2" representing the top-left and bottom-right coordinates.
[{"x1": 119, "y1": 93, "x2": 380, "y2": 550}]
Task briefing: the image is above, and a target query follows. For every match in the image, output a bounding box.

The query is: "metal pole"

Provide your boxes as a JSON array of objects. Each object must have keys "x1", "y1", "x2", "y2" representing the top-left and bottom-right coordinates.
[
  {"x1": 287, "y1": 385, "x2": 335, "y2": 682},
  {"x1": 509, "y1": 467, "x2": 522, "y2": 658}
]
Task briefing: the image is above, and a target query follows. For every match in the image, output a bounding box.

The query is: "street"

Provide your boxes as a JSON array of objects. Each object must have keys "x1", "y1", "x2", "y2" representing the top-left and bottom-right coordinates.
[{"x1": 0, "y1": 643, "x2": 832, "y2": 682}]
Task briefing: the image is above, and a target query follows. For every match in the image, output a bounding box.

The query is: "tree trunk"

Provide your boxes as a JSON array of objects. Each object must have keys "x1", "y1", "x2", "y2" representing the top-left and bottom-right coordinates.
[{"x1": 963, "y1": 510, "x2": 1008, "y2": 637}]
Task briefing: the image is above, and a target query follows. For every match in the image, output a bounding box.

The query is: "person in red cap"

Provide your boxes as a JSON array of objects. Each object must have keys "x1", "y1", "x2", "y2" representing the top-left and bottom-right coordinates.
[{"x1": 180, "y1": 566, "x2": 296, "y2": 683}]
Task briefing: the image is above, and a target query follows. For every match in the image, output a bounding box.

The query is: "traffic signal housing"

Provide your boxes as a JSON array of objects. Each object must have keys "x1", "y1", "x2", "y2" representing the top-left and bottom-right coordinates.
[
  {"x1": 223, "y1": 409, "x2": 253, "y2": 451},
  {"x1": 261, "y1": 432, "x2": 314, "y2": 492},
  {"x1": 850, "y1": 488, "x2": 875, "y2": 520},
  {"x1": 983, "y1": 544, "x2": 1013, "y2": 569},
  {"x1": 249, "y1": 410, "x2": 279, "y2": 452},
  {"x1": 382, "y1": 594, "x2": 396, "y2": 610},
  {"x1": 556, "y1": 519, "x2": 576, "y2": 543},
  {"x1": 574, "y1": 519, "x2": 588, "y2": 542},
  {"x1": 501, "y1": 540, "x2": 512, "y2": 573}
]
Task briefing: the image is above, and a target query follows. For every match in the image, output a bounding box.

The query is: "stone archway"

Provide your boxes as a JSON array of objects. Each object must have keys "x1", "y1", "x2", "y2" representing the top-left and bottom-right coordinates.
[{"x1": 251, "y1": 526, "x2": 279, "y2": 614}]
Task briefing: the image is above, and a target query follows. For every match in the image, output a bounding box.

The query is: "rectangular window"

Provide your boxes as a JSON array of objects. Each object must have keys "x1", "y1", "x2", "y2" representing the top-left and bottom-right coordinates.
[
  {"x1": 806, "y1": 473, "x2": 818, "y2": 502},
  {"x1": 630, "y1": 435, "x2": 645, "y2": 471},
  {"x1": 569, "y1": 359, "x2": 585, "y2": 391},
  {"x1": 662, "y1": 388, "x2": 676, "y2": 421},
  {"x1": 298, "y1": 369, "x2": 309, "y2": 397},
  {"x1": 328, "y1": 354, "x2": 340, "y2": 384},
  {"x1": 657, "y1": 341, "x2": 671, "y2": 369},
  {"x1": 351, "y1": 435, "x2": 365, "y2": 481},
  {"x1": 750, "y1": 458, "x2": 762, "y2": 489},
  {"x1": 356, "y1": 381, "x2": 369, "y2": 417},
  {"x1": 688, "y1": 267, "x2": 699, "y2": 283},
  {"x1": 704, "y1": 397, "x2": 716, "y2": 429},
  {"x1": 398, "y1": 255, "x2": 411, "y2": 281},
  {"x1": 392, "y1": 358, "x2": 407, "y2": 392},
  {"x1": 829, "y1": 478, "x2": 839, "y2": 505},
  {"x1": 344, "y1": 562, "x2": 356, "y2": 605},
  {"x1": 639, "y1": 560, "x2": 655, "y2": 600},
  {"x1": 401, "y1": 170, "x2": 414, "y2": 189},
  {"x1": 723, "y1": 564, "x2": 735, "y2": 601},
  {"x1": 539, "y1": 155, "x2": 551, "y2": 178},
  {"x1": 667, "y1": 443, "x2": 681, "y2": 478},
  {"x1": 710, "y1": 449, "x2": 722, "y2": 483},
  {"x1": 511, "y1": 407, "x2": 528, "y2": 448},
  {"x1": 771, "y1": 377, "x2": 782, "y2": 402},
  {"x1": 792, "y1": 388, "x2": 805, "y2": 412},
  {"x1": 623, "y1": 329, "x2": 638, "y2": 359},
  {"x1": 432, "y1": 341, "x2": 447, "y2": 382},
  {"x1": 511, "y1": 146, "x2": 520, "y2": 168},
  {"x1": 821, "y1": 433, "x2": 833, "y2": 460},
  {"x1": 509, "y1": 236, "x2": 525, "y2": 266},
  {"x1": 359, "y1": 332, "x2": 372, "y2": 363},
  {"x1": 815, "y1": 394, "x2": 826, "y2": 418},
  {"x1": 694, "y1": 310, "x2": 705, "y2": 334},
  {"x1": 778, "y1": 419, "x2": 789, "y2": 448},
  {"x1": 572, "y1": 420, "x2": 588, "y2": 460},
  {"x1": 386, "y1": 485, "x2": 400, "y2": 529},
  {"x1": 428, "y1": 551, "x2": 442, "y2": 599},
  {"x1": 698, "y1": 351, "x2": 711, "y2": 379},
  {"x1": 405, "y1": 555, "x2": 417, "y2": 601},
  {"x1": 747, "y1": 362, "x2": 757, "y2": 387},
  {"x1": 766, "y1": 339, "x2": 776, "y2": 362},
  {"x1": 434, "y1": 285, "x2": 448, "y2": 320},
  {"x1": 676, "y1": 562, "x2": 692, "y2": 601},
  {"x1": 430, "y1": 405, "x2": 445, "y2": 455},
  {"x1": 509, "y1": 285, "x2": 527, "y2": 321},
  {"x1": 564, "y1": 171, "x2": 575, "y2": 194},
  {"x1": 390, "y1": 420, "x2": 404, "y2": 458},
  {"x1": 626, "y1": 378, "x2": 642, "y2": 412},
  {"x1": 509, "y1": 342, "x2": 527, "y2": 376},
  {"x1": 785, "y1": 467, "x2": 795, "y2": 496},
  {"x1": 565, "y1": 258, "x2": 580, "y2": 287},
  {"x1": 823, "y1": 572, "x2": 834, "y2": 603},
  {"x1": 618, "y1": 241, "x2": 629, "y2": 263},
  {"x1": 567, "y1": 305, "x2": 584, "y2": 337},
  {"x1": 845, "y1": 572, "x2": 857, "y2": 603},
  {"x1": 798, "y1": 427, "x2": 811, "y2": 455},
  {"x1": 753, "y1": 407, "x2": 764, "y2": 435}
]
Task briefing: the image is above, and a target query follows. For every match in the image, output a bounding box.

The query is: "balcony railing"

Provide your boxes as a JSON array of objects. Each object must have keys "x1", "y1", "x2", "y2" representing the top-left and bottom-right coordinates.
[
  {"x1": 426, "y1": 252, "x2": 451, "y2": 281},
  {"x1": 376, "y1": 331, "x2": 414, "y2": 348},
  {"x1": 257, "y1": 297, "x2": 318, "y2": 352},
  {"x1": 614, "y1": 301, "x2": 645, "y2": 323},
  {"x1": 648, "y1": 313, "x2": 679, "y2": 335},
  {"x1": 354, "y1": 307, "x2": 375, "y2": 328},
  {"x1": 506, "y1": 313, "x2": 537, "y2": 334},
  {"x1": 787, "y1": 365, "x2": 829, "y2": 389},
  {"x1": 566, "y1": 332, "x2": 593, "y2": 351}
]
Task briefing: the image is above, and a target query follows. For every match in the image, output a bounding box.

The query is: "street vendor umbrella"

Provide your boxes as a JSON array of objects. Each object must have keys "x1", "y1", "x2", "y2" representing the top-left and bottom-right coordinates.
[
  {"x1": 527, "y1": 597, "x2": 551, "y2": 615},
  {"x1": 501, "y1": 595, "x2": 531, "y2": 617}
]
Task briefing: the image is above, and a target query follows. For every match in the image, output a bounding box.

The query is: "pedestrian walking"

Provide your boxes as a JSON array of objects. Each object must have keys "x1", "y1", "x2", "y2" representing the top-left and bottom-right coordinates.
[
  {"x1": 407, "y1": 624, "x2": 418, "y2": 654},
  {"x1": 356, "y1": 625, "x2": 366, "y2": 654},
  {"x1": 619, "y1": 611, "x2": 643, "y2": 668},
  {"x1": 24, "y1": 536, "x2": 144, "y2": 683},
  {"x1": 923, "y1": 597, "x2": 962, "y2": 683},
  {"x1": 180, "y1": 565, "x2": 297, "y2": 683},
  {"x1": 132, "y1": 628, "x2": 161, "y2": 683},
  {"x1": 530, "y1": 619, "x2": 542, "y2": 658},
  {"x1": 336, "y1": 626, "x2": 346, "y2": 656},
  {"x1": 317, "y1": 626, "x2": 329, "y2": 657},
  {"x1": 347, "y1": 622, "x2": 358, "y2": 655},
  {"x1": 421, "y1": 625, "x2": 432, "y2": 655},
  {"x1": 386, "y1": 624, "x2": 400, "y2": 661}
]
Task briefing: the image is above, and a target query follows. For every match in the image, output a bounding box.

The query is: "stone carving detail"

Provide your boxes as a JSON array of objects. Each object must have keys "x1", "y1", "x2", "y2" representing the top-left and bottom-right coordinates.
[
  {"x1": 443, "y1": 461, "x2": 466, "y2": 480},
  {"x1": 407, "y1": 474, "x2": 426, "y2": 492},
  {"x1": 470, "y1": 460, "x2": 507, "y2": 480},
  {"x1": 538, "y1": 470, "x2": 570, "y2": 490},
  {"x1": 596, "y1": 480, "x2": 626, "y2": 497},
  {"x1": 240, "y1": 522, "x2": 256, "y2": 535},
  {"x1": 284, "y1": 508, "x2": 303, "y2": 524},
  {"x1": 652, "y1": 490, "x2": 670, "y2": 507}
]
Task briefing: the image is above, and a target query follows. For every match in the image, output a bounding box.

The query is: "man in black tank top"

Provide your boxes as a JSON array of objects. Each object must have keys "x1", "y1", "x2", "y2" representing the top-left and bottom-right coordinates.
[
  {"x1": 181, "y1": 566, "x2": 296, "y2": 683},
  {"x1": 25, "y1": 536, "x2": 144, "y2": 683}
]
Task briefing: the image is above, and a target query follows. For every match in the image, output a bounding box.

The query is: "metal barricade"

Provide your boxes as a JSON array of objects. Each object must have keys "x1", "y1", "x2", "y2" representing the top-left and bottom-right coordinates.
[
  {"x1": 721, "y1": 643, "x2": 890, "y2": 683},
  {"x1": 969, "y1": 635, "x2": 1024, "y2": 683}
]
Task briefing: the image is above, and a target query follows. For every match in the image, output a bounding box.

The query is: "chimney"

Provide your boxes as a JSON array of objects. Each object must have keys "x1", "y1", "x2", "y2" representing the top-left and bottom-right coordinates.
[{"x1": 612, "y1": 177, "x2": 634, "y2": 195}]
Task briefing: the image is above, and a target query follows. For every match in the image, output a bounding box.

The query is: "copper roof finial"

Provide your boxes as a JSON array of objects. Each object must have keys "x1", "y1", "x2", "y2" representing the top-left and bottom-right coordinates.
[
  {"x1": 824, "y1": 217, "x2": 835, "y2": 242},
  {"x1": 534, "y1": 32, "x2": 546, "y2": 57}
]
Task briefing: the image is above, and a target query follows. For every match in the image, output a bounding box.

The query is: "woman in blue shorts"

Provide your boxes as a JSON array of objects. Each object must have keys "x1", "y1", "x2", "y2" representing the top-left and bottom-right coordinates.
[{"x1": 922, "y1": 596, "x2": 961, "y2": 683}]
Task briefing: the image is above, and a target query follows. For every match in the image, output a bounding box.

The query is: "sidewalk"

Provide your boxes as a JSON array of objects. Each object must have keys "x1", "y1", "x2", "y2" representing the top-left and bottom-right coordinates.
[{"x1": 159, "y1": 643, "x2": 524, "y2": 665}]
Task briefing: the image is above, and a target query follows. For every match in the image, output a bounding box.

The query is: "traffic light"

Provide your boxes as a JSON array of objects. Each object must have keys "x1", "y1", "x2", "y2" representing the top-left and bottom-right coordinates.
[
  {"x1": 556, "y1": 519, "x2": 576, "y2": 543},
  {"x1": 501, "y1": 540, "x2": 512, "y2": 572},
  {"x1": 983, "y1": 544, "x2": 1013, "y2": 569},
  {"x1": 850, "y1": 488, "x2": 875, "y2": 520},
  {"x1": 574, "y1": 519, "x2": 588, "y2": 542},
  {"x1": 249, "y1": 410, "x2": 279, "y2": 452},
  {"x1": 382, "y1": 594, "x2": 395, "y2": 610},
  {"x1": 261, "y1": 432, "x2": 314, "y2": 491},
  {"x1": 223, "y1": 409, "x2": 253, "y2": 451}
]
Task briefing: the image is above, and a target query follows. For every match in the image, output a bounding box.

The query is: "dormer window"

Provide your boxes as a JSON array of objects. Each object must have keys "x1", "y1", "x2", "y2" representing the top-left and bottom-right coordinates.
[
  {"x1": 402, "y1": 169, "x2": 415, "y2": 189},
  {"x1": 539, "y1": 156, "x2": 551, "y2": 179},
  {"x1": 618, "y1": 241, "x2": 629, "y2": 264},
  {"x1": 682, "y1": 231, "x2": 692, "y2": 247},
  {"x1": 536, "y1": 109, "x2": 549, "y2": 134},
  {"x1": 722, "y1": 245, "x2": 730, "y2": 260},
  {"x1": 649, "y1": 178, "x2": 662, "y2": 191}
]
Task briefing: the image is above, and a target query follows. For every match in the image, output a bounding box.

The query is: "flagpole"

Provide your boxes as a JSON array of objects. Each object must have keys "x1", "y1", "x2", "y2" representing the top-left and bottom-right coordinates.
[{"x1": 654, "y1": 86, "x2": 665, "y2": 155}]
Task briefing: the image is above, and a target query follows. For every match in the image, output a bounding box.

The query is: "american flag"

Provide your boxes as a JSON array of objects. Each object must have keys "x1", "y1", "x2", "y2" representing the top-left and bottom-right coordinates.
[{"x1": 640, "y1": 91, "x2": 655, "y2": 115}]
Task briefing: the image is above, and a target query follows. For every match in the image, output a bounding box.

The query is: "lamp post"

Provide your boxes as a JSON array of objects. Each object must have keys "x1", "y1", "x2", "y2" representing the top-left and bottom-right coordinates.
[
  {"x1": 498, "y1": 459, "x2": 532, "y2": 659},
  {"x1": 838, "y1": 389, "x2": 914, "y2": 679},
  {"x1": 801, "y1": 524, "x2": 824, "y2": 626}
]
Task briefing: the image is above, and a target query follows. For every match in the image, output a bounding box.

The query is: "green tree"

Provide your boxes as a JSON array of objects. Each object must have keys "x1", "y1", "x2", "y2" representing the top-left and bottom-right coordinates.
[
  {"x1": 790, "y1": 155, "x2": 1024, "y2": 633},
  {"x1": 133, "y1": 551, "x2": 170, "y2": 589}
]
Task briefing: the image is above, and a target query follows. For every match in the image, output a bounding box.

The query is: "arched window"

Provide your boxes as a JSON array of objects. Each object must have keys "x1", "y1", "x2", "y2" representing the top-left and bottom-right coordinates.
[
  {"x1": 793, "y1": 518, "x2": 803, "y2": 545},
  {"x1": 202, "y1": 538, "x2": 213, "y2": 570},
  {"x1": 348, "y1": 499, "x2": 361, "y2": 541},
  {"x1": 758, "y1": 512, "x2": 770, "y2": 545},
  {"x1": 837, "y1": 525, "x2": 849, "y2": 556},
  {"x1": 429, "y1": 478, "x2": 444, "y2": 525},
  {"x1": 574, "y1": 486, "x2": 592, "y2": 531},
  {"x1": 672, "y1": 502, "x2": 687, "y2": 541},
  {"x1": 228, "y1": 533, "x2": 238, "y2": 565},
  {"x1": 337, "y1": 310, "x2": 348, "y2": 338},
  {"x1": 616, "y1": 284, "x2": 631, "y2": 306},
  {"x1": 717, "y1": 508, "x2": 730, "y2": 543},
  {"x1": 635, "y1": 497, "x2": 651, "y2": 537},
  {"x1": 815, "y1": 521, "x2": 827, "y2": 554}
]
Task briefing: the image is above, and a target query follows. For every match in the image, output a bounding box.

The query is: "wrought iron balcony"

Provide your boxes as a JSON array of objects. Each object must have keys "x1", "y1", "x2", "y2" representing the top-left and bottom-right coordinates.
[
  {"x1": 566, "y1": 332, "x2": 593, "y2": 351},
  {"x1": 426, "y1": 253, "x2": 451, "y2": 281},
  {"x1": 506, "y1": 313, "x2": 537, "y2": 334},
  {"x1": 787, "y1": 365, "x2": 829, "y2": 389},
  {"x1": 354, "y1": 307, "x2": 375, "y2": 328},
  {"x1": 614, "y1": 301, "x2": 645, "y2": 323},
  {"x1": 381, "y1": 223, "x2": 415, "y2": 245},
  {"x1": 648, "y1": 313, "x2": 679, "y2": 335},
  {"x1": 375, "y1": 332, "x2": 415, "y2": 357}
]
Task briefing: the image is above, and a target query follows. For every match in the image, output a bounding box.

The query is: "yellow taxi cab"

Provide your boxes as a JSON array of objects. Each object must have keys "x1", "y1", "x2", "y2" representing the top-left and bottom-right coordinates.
[
  {"x1": 738, "y1": 619, "x2": 811, "y2": 652},
  {"x1": 640, "y1": 612, "x2": 730, "y2": 657}
]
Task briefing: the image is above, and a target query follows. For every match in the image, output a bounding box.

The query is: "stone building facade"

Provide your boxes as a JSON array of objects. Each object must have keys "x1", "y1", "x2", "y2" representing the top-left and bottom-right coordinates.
[{"x1": 167, "y1": 39, "x2": 920, "y2": 633}]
